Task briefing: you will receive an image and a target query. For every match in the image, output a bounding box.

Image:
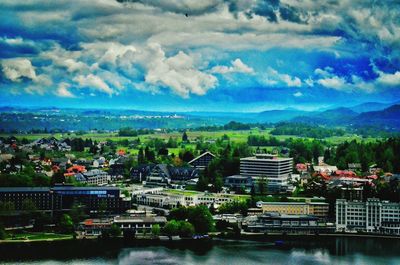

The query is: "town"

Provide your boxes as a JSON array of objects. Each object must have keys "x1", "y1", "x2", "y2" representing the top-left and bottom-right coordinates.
[{"x1": 1, "y1": 128, "x2": 400, "y2": 242}]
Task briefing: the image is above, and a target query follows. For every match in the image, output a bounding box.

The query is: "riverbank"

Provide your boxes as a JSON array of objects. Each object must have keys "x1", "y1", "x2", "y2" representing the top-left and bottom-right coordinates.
[
  {"x1": 2, "y1": 230, "x2": 400, "y2": 246},
  {"x1": 219, "y1": 232, "x2": 400, "y2": 240},
  {"x1": 1, "y1": 235, "x2": 400, "y2": 264}
]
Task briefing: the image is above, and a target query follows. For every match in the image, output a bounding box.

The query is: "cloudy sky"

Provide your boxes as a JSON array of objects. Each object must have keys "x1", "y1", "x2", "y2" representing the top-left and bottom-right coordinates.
[{"x1": 0, "y1": 0, "x2": 399, "y2": 112}]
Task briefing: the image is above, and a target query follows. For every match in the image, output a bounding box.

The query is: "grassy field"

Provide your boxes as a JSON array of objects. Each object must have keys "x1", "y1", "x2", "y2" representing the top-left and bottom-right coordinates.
[
  {"x1": 3, "y1": 232, "x2": 73, "y2": 242},
  {"x1": 0, "y1": 129, "x2": 381, "y2": 160},
  {"x1": 0, "y1": 129, "x2": 379, "y2": 144}
]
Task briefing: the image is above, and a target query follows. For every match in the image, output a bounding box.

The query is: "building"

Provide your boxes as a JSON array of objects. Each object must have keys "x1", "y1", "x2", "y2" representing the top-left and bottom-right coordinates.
[
  {"x1": 313, "y1": 165, "x2": 338, "y2": 175},
  {"x1": 113, "y1": 212, "x2": 167, "y2": 236},
  {"x1": 188, "y1": 151, "x2": 216, "y2": 170},
  {"x1": 74, "y1": 169, "x2": 111, "y2": 185},
  {"x1": 336, "y1": 198, "x2": 400, "y2": 235},
  {"x1": 79, "y1": 218, "x2": 113, "y2": 236},
  {"x1": 224, "y1": 175, "x2": 254, "y2": 192},
  {"x1": 131, "y1": 164, "x2": 155, "y2": 182},
  {"x1": 243, "y1": 212, "x2": 334, "y2": 234},
  {"x1": 133, "y1": 191, "x2": 237, "y2": 209},
  {"x1": 256, "y1": 201, "x2": 329, "y2": 219},
  {"x1": 79, "y1": 211, "x2": 167, "y2": 237},
  {"x1": 240, "y1": 154, "x2": 293, "y2": 193},
  {"x1": 145, "y1": 164, "x2": 199, "y2": 187},
  {"x1": 0, "y1": 185, "x2": 130, "y2": 214}
]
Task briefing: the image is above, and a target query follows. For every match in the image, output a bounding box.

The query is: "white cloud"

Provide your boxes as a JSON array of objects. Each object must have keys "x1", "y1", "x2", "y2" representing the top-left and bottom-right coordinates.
[
  {"x1": 293, "y1": 91, "x2": 303, "y2": 97},
  {"x1": 56, "y1": 82, "x2": 76, "y2": 98},
  {"x1": 141, "y1": 43, "x2": 217, "y2": 97},
  {"x1": 74, "y1": 74, "x2": 113, "y2": 95},
  {"x1": 317, "y1": 76, "x2": 347, "y2": 90},
  {"x1": 376, "y1": 71, "x2": 400, "y2": 86},
  {"x1": 264, "y1": 67, "x2": 302, "y2": 87},
  {"x1": 1, "y1": 58, "x2": 37, "y2": 82},
  {"x1": 211, "y1": 58, "x2": 254, "y2": 74}
]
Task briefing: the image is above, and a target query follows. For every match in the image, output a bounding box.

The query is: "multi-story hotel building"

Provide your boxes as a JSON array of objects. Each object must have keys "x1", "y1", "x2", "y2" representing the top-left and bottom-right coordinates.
[
  {"x1": 240, "y1": 154, "x2": 293, "y2": 192},
  {"x1": 336, "y1": 198, "x2": 400, "y2": 235},
  {"x1": 0, "y1": 185, "x2": 130, "y2": 214}
]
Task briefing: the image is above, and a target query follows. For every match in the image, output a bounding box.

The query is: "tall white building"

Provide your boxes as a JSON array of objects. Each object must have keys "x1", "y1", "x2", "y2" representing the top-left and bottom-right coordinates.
[
  {"x1": 336, "y1": 198, "x2": 400, "y2": 235},
  {"x1": 240, "y1": 154, "x2": 293, "y2": 192}
]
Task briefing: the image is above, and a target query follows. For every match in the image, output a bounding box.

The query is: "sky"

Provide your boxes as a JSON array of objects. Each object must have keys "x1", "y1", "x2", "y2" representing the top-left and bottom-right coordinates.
[{"x1": 0, "y1": 0, "x2": 399, "y2": 112}]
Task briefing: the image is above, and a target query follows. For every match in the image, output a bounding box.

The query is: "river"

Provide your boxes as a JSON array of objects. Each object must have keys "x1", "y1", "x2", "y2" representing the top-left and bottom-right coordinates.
[{"x1": 1, "y1": 237, "x2": 400, "y2": 264}]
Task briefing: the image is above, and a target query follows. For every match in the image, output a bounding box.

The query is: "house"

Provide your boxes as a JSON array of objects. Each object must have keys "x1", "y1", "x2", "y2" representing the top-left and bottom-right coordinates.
[
  {"x1": 93, "y1": 157, "x2": 107, "y2": 168},
  {"x1": 79, "y1": 218, "x2": 113, "y2": 237},
  {"x1": 313, "y1": 165, "x2": 338, "y2": 175},
  {"x1": 26, "y1": 137, "x2": 71, "y2": 151},
  {"x1": 146, "y1": 164, "x2": 171, "y2": 186},
  {"x1": 169, "y1": 167, "x2": 199, "y2": 182},
  {"x1": 144, "y1": 164, "x2": 199, "y2": 187},
  {"x1": 296, "y1": 163, "x2": 308, "y2": 172},
  {"x1": 109, "y1": 156, "x2": 131, "y2": 178},
  {"x1": 348, "y1": 163, "x2": 362, "y2": 172},
  {"x1": 131, "y1": 164, "x2": 155, "y2": 182},
  {"x1": 188, "y1": 151, "x2": 216, "y2": 170},
  {"x1": 113, "y1": 212, "x2": 167, "y2": 237},
  {"x1": 75, "y1": 169, "x2": 111, "y2": 185},
  {"x1": 66, "y1": 165, "x2": 86, "y2": 174},
  {"x1": 52, "y1": 157, "x2": 71, "y2": 170}
]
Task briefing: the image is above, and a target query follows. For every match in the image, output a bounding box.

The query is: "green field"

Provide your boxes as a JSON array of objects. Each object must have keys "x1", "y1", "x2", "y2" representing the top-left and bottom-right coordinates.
[
  {"x1": 0, "y1": 129, "x2": 379, "y2": 146},
  {"x1": 3, "y1": 232, "x2": 73, "y2": 242}
]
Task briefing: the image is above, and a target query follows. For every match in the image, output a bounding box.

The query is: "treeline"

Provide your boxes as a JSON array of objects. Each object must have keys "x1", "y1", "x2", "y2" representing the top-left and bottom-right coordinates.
[
  {"x1": 118, "y1": 127, "x2": 157, "y2": 137},
  {"x1": 271, "y1": 122, "x2": 346, "y2": 138},
  {"x1": 326, "y1": 138, "x2": 400, "y2": 173},
  {"x1": 247, "y1": 135, "x2": 281, "y2": 146},
  {"x1": 191, "y1": 121, "x2": 255, "y2": 131}
]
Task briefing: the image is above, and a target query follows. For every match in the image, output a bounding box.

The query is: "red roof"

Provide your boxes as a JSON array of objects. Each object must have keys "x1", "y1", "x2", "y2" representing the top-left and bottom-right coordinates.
[
  {"x1": 367, "y1": 175, "x2": 378, "y2": 180},
  {"x1": 66, "y1": 165, "x2": 86, "y2": 173},
  {"x1": 335, "y1": 170, "x2": 357, "y2": 177},
  {"x1": 118, "y1": 149, "x2": 126, "y2": 156}
]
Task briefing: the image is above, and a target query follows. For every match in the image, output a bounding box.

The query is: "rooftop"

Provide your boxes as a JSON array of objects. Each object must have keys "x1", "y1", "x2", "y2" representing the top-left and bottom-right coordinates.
[{"x1": 241, "y1": 154, "x2": 292, "y2": 161}]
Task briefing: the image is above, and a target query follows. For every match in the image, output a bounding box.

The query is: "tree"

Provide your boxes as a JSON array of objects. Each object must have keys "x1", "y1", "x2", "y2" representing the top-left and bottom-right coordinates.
[
  {"x1": 138, "y1": 147, "x2": 145, "y2": 164},
  {"x1": 59, "y1": 214, "x2": 74, "y2": 234},
  {"x1": 33, "y1": 212, "x2": 51, "y2": 231},
  {"x1": 70, "y1": 203, "x2": 86, "y2": 225},
  {"x1": 214, "y1": 176, "x2": 223, "y2": 192},
  {"x1": 169, "y1": 207, "x2": 188, "y2": 221},
  {"x1": 109, "y1": 224, "x2": 122, "y2": 237},
  {"x1": 51, "y1": 170, "x2": 66, "y2": 185},
  {"x1": 181, "y1": 150, "x2": 194, "y2": 163},
  {"x1": 196, "y1": 175, "x2": 208, "y2": 191},
  {"x1": 151, "y1": 224, "x2": 161, "y2": 236},
  {"x1": 0, "y1": 223, "x2": 6, "y2": 240},
  {"x1": 145, "y1": 146, "x2": 155, "y2": 162},
  {"x1": 182, "y1": 131, "x2": 188, "y2": 142},
  {"x1": 187, "y1": 205, "x2": 214, "y2": 234},
  {"x1": 163, "y1": 220, "x2": 180, "y2": 236},
  {"x1": 178, "y1": 221, "x2": 195, "y2": 238}
]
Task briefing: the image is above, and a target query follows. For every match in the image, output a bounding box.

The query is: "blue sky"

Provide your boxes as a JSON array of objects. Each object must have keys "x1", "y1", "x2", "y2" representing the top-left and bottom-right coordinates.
[{"x1": 0, "y1": 0, "x2": 399, "y2": 112}]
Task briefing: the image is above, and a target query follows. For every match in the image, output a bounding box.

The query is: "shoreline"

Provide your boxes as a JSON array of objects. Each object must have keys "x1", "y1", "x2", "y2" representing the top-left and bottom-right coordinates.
[{"x1": 1, "y1": 231, "x2": 400, "y2": 245}]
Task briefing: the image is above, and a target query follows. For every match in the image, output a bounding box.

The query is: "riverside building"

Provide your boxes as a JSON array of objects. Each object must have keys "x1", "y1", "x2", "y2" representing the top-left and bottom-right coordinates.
[{"x1": 336, "y1": 198, "x2": 400, "y2": 235}]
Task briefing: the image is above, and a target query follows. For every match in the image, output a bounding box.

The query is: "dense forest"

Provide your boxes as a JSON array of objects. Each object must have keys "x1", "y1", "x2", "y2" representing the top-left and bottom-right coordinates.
[{"x1": 271, "y1": 122, "x2": 346, "y2": 138}]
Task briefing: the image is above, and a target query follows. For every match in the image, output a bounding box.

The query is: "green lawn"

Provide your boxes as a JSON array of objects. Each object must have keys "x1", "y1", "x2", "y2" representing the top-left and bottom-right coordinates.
[{"x1": 5, "y1": 232, "x2": 72, "y2": 241}]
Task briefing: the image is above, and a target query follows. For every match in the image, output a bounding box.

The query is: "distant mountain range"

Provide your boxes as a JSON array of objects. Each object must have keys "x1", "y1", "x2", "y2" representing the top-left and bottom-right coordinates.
[
  {"x1": 289, "y1": 104, "x2": 400, "y2": 130},
  {"x1": 1, "y1": 102, "x2": 400, "y2": 131}
]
